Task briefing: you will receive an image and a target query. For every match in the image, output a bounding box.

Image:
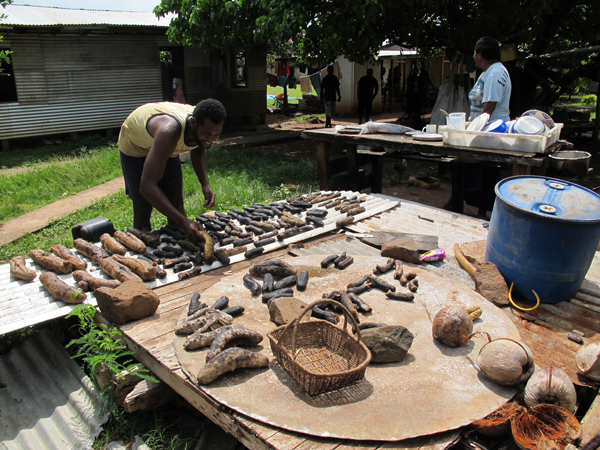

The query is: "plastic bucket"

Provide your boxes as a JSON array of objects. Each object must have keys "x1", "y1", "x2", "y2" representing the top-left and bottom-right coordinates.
[{"x1": 485, "y1": 176, "x2": 600, "y2": 303}]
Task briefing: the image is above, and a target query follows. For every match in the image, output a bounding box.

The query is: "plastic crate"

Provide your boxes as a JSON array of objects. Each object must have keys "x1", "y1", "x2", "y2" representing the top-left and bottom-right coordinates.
[{"x1": 441, "y1": 123, "x2": 563, "y2": 153}]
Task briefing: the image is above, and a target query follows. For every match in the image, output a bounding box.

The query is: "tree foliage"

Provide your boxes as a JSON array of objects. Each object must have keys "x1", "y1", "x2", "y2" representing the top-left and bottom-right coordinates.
[
  {"x1": 155, "y1": 0, "x2": 600, "y2": 110},
  {"x1": 0, "y1": 0, "x2": 13, "y2": 70}
]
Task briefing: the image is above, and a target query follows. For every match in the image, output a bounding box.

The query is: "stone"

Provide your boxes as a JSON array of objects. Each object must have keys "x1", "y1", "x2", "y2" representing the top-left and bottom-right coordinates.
[
  {"x1": 474, "y1": 262, "x2": 510, "y2": 307},
  {"x1": 361, "y1": 326, "x2": 414, "y2": 363},
  {"x1": 93, "y1": 280, "x2": 160, "y2": 325},
  {"x1": 460, "y1": 240, "x2": 487, "y2": 267},
  {"x1": 381, "y1": 238, "x2": 423, "y2": 264},
  {"x1": 268, "y1": 297, "x2": 311, "y2": 325}
]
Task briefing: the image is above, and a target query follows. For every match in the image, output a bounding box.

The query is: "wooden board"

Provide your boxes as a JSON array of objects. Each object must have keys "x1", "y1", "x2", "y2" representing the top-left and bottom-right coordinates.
[{"x1": 174, "y1": 254, "x2": 520, "y2": 441}]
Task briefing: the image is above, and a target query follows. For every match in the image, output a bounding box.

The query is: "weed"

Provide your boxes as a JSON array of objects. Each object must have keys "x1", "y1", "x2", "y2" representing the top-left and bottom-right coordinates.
[{"x1": 66, "y1": 305, "x2": 157, "y2": 412}]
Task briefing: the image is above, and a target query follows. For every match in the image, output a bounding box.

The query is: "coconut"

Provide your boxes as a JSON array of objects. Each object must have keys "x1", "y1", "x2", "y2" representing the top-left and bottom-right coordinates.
[
  {"x1": 471, "y1": 401, "x2": 525, "y2": 436},
  {"x1": 524, "y1": 367, "x2": 577, "y2": 412},
  {"x1": 511, "y1": 404, "x2": 581, "y2": 450},
  {"x1": 575, "y1": 340, "x2": 600, "y2": 382},
  {"x1": 476, "y1": 338, "x2": 535, "y2": 386},
  {"x1": 432, "y1": 305, "x2": 473, "y2": 347}
]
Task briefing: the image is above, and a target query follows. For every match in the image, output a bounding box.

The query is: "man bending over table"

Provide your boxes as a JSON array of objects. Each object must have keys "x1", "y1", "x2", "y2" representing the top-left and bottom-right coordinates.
[{"x1": 118, "y1": 99, "x2": 226, "y2": 243}]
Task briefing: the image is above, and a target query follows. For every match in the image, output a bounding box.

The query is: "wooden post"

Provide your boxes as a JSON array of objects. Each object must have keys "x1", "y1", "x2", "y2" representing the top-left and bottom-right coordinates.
[
  {"x1": 315, "y1": 140, "x2": 330, "y2": 190},
  {"x1": 593, "y1": 82, "x2": 600, "y2": 149}
]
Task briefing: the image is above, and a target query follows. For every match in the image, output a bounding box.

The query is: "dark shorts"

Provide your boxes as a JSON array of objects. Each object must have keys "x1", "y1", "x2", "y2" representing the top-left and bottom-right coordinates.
[{"x1": 119, "y1": 152, "x2": 183, "y2": 207}]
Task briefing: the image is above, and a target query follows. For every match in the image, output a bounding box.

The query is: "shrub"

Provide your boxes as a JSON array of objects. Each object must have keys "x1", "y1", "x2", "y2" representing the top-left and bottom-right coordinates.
[{"x1": 582, "y1": 94, "x2": 597, "y2": 105}]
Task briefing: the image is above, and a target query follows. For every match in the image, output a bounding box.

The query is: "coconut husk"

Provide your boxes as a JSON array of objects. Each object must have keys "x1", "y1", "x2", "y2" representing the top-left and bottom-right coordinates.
[
  {"x1": 511, "y1": 404, "x2": 582, "y2": 450},
  {"x1": 472, "y1": 401, "x2": 525, "y2": 436}
]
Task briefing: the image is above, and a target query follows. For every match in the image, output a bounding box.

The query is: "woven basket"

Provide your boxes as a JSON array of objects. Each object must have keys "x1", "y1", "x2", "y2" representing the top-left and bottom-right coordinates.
[{"x1": 267, "y1": 299, "x2": 371, "y2": 395}]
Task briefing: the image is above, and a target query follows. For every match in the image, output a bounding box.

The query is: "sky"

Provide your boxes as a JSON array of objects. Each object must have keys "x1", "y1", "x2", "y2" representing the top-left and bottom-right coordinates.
[{"x1": 11, "y1": 0, "x2": 161, "y2": 11}]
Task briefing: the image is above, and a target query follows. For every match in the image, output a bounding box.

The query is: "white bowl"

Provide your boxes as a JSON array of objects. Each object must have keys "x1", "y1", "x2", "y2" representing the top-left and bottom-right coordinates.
[{"x1": 514, "y1": 116, "x2": 546, "y2": 135}]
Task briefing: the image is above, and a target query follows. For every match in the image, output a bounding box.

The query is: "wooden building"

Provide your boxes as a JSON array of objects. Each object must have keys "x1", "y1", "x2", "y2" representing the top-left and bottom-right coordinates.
[{"x1": 0, "y1": 5, "x2": 266, "y2": 149}]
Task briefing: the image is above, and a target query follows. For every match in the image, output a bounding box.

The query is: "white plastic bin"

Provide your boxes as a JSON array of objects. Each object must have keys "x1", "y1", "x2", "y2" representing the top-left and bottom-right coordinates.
[{"x1": 441, "y1": 123, "x2": 563, "y2": 153}]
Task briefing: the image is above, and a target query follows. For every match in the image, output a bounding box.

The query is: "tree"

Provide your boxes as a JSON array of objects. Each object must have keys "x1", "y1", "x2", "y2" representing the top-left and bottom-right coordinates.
[
  {"x1": 0, "y1": 0, "x2": 13, "y2": 72},
  {"x1": 155, "y1": 0, "x2": 600, "y2": 112}
]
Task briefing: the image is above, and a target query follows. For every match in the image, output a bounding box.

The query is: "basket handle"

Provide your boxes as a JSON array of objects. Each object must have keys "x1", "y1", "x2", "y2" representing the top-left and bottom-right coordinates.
[{"x1": 279, "y1": 299, "x2": 363, "y2": 362}]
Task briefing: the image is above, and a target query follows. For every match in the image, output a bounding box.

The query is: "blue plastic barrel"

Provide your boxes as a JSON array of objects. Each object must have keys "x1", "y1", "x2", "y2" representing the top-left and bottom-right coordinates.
[{"x1": 485, "y1": 176, "x2": 600, "y2": 303}]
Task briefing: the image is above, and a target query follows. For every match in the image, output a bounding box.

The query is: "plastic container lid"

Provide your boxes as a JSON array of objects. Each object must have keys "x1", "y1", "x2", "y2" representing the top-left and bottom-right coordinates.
[
  {"x1": 514, "y1": 116, "x2": 546, "y2": 135},
  {"x1": 483, "y1": 119, "x2": 508, "y2": 133},
  {"x1": 495, "y1": 176, "x2": 600, "y2": 221}
]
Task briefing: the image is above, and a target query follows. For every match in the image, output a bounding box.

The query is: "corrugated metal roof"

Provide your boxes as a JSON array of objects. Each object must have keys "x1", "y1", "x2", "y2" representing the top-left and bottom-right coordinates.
[
  {"x1": 0, "y1": 4, "x2": 173, "y2": 27},
  {"x1": 0, "y1": 192, "x2": 398, "y2": 335},
  {"x1": 0, "y1": 328, "x2": 108, "y2": 450}
]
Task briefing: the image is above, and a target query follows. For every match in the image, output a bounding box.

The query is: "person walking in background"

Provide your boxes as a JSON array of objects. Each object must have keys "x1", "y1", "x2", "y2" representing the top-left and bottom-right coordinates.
[
  {"x1": 320, "y1": 65, "x2": 341, "y2": 128},
  {"x1": 357, "y1": 68, "x2": 379, "y2": 124}
]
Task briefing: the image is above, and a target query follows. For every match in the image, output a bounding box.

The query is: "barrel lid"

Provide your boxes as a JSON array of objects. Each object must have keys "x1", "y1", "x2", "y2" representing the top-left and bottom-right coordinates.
[{"x1": 495, "y1": 176, "x2": 600, "y2": 221}]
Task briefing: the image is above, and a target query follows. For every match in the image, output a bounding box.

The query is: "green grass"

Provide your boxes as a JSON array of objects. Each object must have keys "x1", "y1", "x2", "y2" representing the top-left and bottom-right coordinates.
[
  {"x1": 0, "y1": 137, "x2": 123, "y2": 223},
  {"x1": 267, "y1": 83, "x2": 317, "y2": 108},
  {"x1": 0, "y1": 145, "x2": 317, "y2": 263},
  {"x1": 92, "y1": 402, "x2": 201, "y2": 450}
]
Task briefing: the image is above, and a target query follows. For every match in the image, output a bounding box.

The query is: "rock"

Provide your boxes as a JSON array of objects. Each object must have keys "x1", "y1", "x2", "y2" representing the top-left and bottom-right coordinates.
[
  {"x1": 474, "y1": 262, "x2": 510, "y2": 306},
  {"x1": 381, "y1": 238, "x2": 423, "y2": 264},
  {"x1": 460, "y1": 240, "x2": 487, "y2": 267},
  {"x1": 413, "y1": 176, "x2": 440, "y2": 190},
  {"x1": 361, "y1": 326, "x2": 414, "y2": 363},
  {"x1": 93, "y1": 280, "x2": 160, "y2": 325},
  {"x1": 268, "y1": 297, "x2": 311, "y2": 325}
]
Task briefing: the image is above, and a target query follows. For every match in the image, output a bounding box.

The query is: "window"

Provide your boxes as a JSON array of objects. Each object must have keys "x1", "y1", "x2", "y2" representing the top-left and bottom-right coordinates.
[
  {"x1": 232, "y1": 51, "x2": 246, "y2": 88},
  {"x1": 0, "y1": 49, "x2": 18, "y2": 102}
]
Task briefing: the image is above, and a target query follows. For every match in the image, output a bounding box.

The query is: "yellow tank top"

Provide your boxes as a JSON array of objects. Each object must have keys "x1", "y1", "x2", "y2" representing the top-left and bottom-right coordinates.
[{"x1": 117, "y1": 102, "x2": 197, "y2": 158}]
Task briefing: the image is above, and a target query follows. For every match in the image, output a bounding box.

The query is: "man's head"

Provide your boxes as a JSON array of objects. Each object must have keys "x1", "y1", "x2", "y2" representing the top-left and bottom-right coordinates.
[
  {"x1": 474, "y1": 36, "x2": 501, "y2": 63},
  {"x1": 191, "y1": 99, "x2": 226, "y2": 149},
  {"x1": 327, "y1": 65, "x2": 334, "y2": 75},
  {"x1": 366, "y1": 68, "x2": 374, "y2": 77}
]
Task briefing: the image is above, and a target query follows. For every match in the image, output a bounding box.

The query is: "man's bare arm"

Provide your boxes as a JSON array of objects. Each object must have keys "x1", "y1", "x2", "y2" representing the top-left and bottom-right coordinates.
[{"x1": 191, "y1": 147, "x2": 215, "y2": 208}]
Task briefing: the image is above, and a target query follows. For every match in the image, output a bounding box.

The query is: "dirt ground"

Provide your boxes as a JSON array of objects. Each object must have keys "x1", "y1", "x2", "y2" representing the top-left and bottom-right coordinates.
[{"x1": 262, "y1": 111, "x2": 600, "y2": 220}]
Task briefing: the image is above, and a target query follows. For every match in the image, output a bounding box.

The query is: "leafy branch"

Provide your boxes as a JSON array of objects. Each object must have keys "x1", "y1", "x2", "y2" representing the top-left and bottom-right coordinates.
[{"x1": 66, "y1": 304, "x2": 157, "y2": 390}]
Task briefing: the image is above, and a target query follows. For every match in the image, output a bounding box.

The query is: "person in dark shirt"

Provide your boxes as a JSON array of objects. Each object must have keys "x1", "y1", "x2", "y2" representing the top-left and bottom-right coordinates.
[
  {"x1": 357, "y1": 68, "x2": 379, "y2": 124},
  {"x1": 320, "y1": 65, "x2": 341, "y2": 128}
]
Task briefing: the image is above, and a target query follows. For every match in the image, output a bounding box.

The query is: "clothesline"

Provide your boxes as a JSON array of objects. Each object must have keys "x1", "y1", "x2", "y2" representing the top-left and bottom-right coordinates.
[{"x1": 268, "y1": 61, "x2": 344, "y2": 94}]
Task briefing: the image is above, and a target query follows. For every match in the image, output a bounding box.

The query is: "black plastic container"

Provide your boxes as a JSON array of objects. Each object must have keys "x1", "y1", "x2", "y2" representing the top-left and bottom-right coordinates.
[{"x1": 72, "y1": 217, "x2": 115, "y2": 243}]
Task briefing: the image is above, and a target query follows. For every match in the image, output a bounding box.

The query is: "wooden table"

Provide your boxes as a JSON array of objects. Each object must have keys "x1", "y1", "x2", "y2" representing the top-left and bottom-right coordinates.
[
  {"x1": 301, "y1": 128, "x2": 566, "y2": 214},
  {"x1": 116, "y1": 198, "x2": 600, "y2": 450}
]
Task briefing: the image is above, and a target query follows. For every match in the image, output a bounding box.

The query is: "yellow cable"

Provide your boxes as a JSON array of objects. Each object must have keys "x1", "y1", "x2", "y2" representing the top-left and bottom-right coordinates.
[{"x1": 508, "y1": 282, "x2": 541, "y2": 311}]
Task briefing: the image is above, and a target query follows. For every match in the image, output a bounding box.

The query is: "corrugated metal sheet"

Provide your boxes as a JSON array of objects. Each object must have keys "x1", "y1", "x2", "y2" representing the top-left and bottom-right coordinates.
[
  {"x1": 0, "y1": 328, "x2": 108, "y2": 450},
  {"x1": 0, "y1": 192, "x2": 397, "y2": 335},
  {"x1": 0, "y1": 33, "x2": 163, "y2": 139},
  {"x1": 351, "y1": 195, "x2": 600, "y2": 388},
  {"x1": 0, "y1": 4, "x2": 172, "y2": 27}
]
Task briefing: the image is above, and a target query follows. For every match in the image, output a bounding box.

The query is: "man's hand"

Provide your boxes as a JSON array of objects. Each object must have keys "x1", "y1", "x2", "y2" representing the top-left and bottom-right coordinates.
[
  {"x1": 180, "y1": 218, "x2": 206, "y2": 244},
  {"x1": 203, "y1": 185, "x2": 216, "y2": 209}
]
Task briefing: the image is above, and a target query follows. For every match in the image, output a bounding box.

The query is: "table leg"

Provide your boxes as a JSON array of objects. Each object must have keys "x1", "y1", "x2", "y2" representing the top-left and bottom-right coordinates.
[
  {"x1": 371, "y1": 155, "x2": 384, "y2": 193},
  {"x1": 346, "y1": 145, "x2": 360, "y2": 191},
  {"x1": 511, "y1": 164, "x2": 532, "y2": 176},
  {"x1": 315, "y1": 140, "x2": 330, "y2": 190},
  {"x1": 451, "y1": 161, "x2": 465, "y2": 214}
]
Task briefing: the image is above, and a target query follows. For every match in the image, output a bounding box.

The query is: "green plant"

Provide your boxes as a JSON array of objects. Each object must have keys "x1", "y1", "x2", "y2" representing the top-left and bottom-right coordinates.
[
  {"x1": 66, "y1": 305, "x2": 157, "y2": 403},
  {"x1": 582, "y1": 94, "x2": 597, "y2": 105}
]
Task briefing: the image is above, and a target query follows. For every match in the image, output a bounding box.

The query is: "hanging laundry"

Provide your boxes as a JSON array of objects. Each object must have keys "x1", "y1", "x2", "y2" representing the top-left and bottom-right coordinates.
[
  {"x1": 300, "y1": 76, "x2": 312, "y2": 94},
  {"x1": 319, "y1": 60, "x2": 344, "y2": 81},
  {"x1": 275, "y1": 60, "x2": 290, "y2": 77},
  {"x1": 278, "y1": 76, "x2": 288, "y2": 87},
  {"x1": 267, "y1": 73, "x2": 278, "y2": 87},
  {"x1": 309, "y1": 72, "x2": 322, "y2": 96},
  {"x1": 288, "y1": 77, "x2": 298, "y2": 89}
]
